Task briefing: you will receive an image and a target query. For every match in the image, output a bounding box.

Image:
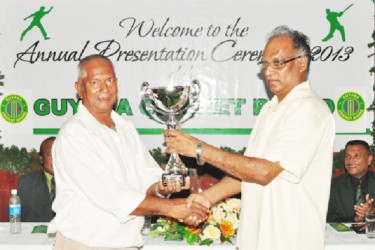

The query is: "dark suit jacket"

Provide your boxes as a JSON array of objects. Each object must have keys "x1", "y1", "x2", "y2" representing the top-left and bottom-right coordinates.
[
  {"x1": 326, "y1": 171, "x2": 375, "y2": 222},
  {"x1": 17, "y1": 170, "x2": 55, "y2": 222}
]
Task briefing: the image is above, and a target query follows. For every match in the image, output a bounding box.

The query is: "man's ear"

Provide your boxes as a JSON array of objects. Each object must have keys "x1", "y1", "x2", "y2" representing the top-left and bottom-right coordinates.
[
  {"x1": 297, "y1": 56, "x2": 308, "y2": 73},
  {"x1": 75, "y1": 81, "x2": 82, "y2": 99},
  {"x1": 368, "y1": 154, "x2": 373, "y2": 166}
]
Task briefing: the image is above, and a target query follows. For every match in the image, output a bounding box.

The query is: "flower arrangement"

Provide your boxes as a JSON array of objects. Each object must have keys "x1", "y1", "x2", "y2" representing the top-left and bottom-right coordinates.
[{"x1": 149, "y1": 198, "x2": 241, "y2": 246}]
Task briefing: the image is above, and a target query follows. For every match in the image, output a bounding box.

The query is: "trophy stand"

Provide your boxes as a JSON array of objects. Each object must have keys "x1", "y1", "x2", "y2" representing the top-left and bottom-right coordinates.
[{"x1": 162, "y1": 112, "x2": 188, "y2": 186}]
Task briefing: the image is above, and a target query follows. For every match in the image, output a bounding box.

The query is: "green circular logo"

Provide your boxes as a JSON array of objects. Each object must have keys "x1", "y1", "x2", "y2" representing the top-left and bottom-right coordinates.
[
  {"x1": 337, "y1": 92, "x2": 365, "y2": 121},
  {"x1": 0, "y1": 94, "x2": 28, "y2": 123}
]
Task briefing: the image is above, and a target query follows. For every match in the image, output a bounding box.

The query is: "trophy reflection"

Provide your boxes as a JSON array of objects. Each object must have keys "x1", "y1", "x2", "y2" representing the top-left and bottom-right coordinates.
[{"x1": 141, "y1": 80, "x2": 201, "y2": 186}]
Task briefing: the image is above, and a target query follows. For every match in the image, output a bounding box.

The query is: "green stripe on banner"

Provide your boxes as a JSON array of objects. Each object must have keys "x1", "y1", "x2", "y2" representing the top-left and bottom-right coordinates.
[
  {"x1": 33, "y1": 128, "x2": 252, "y2": 135},
  {"x1": 33, "y1": 128, "x2": 60, "y2": 135},
  {"x1": 33, "y1": 128, "x2": 372, "y2": 135},
  {"x1": 336, "y1": 128, "x2": 372, "y2": 136},
  {"x1": 181, "y1": 128, "x2": 252, "y2": 134},
  {"x1": 137, "y1": 128, "x2": 163, "y2": 135}
]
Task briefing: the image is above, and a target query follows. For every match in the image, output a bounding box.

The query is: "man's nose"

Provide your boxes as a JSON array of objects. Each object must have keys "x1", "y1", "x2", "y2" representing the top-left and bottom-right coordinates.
[
  {"x1": 346, "y1": 157, "x2": 355, "y2": 165},
  {"x1": 263, "y1": 65, "x2": 276, "y2": 77},
  {"x1": 98, "y1": 80, "x2": 109, "y2": 92}
]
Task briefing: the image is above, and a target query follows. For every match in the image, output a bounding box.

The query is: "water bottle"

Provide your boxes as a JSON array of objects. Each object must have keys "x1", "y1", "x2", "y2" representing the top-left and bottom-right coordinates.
[
  {"x1": 141, "y1": 215, "x2": 152, "y2": 235},
  {"x1": 9, "y1": 189, "x2": 21, "y2": 234}
]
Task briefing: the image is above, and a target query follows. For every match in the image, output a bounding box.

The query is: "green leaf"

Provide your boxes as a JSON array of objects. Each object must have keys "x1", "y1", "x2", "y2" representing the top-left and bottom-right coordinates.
[
  {"x1": 151, "y1": 221, "x2": 168, "y2": 229},
  {"x1": 164, "y1": 232, "x2": 184, "y2": 241},
  {"x1": 221, "y1": 235, "x2": 233, "y2": 244},
  {"x1": 199, "y1": 238, "x2": 214, "y2": 246},
  {"x1": 149, "y1": 230, "x2": 162, "y2": 238},
  {"x1": 330, "y1": 223, "x2": 353, "y2": 232},
  {"x1": 184, "y1": 230, "x2": 200, "y2": 245},
  {"x1": 31, "y1": 225, "x2": 48, "y2": 233},
  {"x1": 175, "y1": 223, "x2": 187, "y2": 233}
]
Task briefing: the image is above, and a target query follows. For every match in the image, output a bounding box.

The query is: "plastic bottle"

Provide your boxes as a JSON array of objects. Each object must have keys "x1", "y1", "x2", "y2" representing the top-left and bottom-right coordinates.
[{"x1": 9, "y1": 189, "x2": 21, "y2": 234}]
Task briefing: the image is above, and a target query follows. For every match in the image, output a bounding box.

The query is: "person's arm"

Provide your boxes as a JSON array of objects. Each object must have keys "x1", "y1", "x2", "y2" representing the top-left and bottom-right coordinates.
[
  {"x1": 130, "y1": 196, "x2": 208, "y2": 222},
  {"x1": 179, "y1": 176, "x2": 241, "y2": 225},
  {"x1": 201, "y1": 176, "x2": 241, "y2": 205},
  {"x1": 24, "y1": 13, "x2": 34, "y2": 20},
  {"x1": 199, "y1": 143, "x2": 282, "y2": 185},
  {"x1": 188, "y1": 176, "x2": 241, "y2": 207},
  {"x1": 46, "y1": 7, "x2": 54, "y2": 14},
  {"x1": 164, "y1": 130, "x2": 283, "y2": 186},
  {"x1": 129, "y1": 180, "x2": 209, "y2": 225}
]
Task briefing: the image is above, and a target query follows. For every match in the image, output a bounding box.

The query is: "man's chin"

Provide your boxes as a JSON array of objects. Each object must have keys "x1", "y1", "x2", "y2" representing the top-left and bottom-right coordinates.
[
  {"x1": 98, "y1": 100, "x2": 116, "y2": 108},
  {"x1": 346, "y1": 169, "x2": 357, "y2": 174}
]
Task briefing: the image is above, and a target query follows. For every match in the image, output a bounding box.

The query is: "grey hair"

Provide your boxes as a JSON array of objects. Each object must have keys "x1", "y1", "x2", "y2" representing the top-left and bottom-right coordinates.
[
  {"x1": 77, "y1": 54, "x2": 114, "y2": 80},
  {"x1": 266, "y1": 25, "x2": 311, "y2": 72}
]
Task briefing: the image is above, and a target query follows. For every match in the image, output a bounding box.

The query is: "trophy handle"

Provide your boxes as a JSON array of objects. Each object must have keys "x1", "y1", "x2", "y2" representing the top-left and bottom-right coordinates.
[
  {"x1": 141, "y1": 82, "x2": 170, "y2": 116},
  {"x1": 173, "y1": 79, "x2": 201, "y2": 116}
]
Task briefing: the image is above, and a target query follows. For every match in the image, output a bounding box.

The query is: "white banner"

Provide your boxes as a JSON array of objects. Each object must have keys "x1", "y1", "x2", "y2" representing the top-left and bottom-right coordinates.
[{"x1": 0, "y1": 0, "x2": 373, "y2": 151}]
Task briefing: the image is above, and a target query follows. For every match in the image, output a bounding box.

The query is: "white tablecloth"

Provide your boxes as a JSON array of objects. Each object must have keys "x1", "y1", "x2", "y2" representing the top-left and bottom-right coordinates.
[
  {"x1": 0, "y1": 223, "x2": 54, "y2": 250},
  {"x1": 0, "y1": 223, "x2": 375, "y2": 250}
]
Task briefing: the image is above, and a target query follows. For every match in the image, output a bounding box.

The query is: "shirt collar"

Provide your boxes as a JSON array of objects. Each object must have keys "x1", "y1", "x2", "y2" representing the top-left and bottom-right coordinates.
[
  {"x1": 350, "y1": 171, "x2": 369, "y2": 186},
  {"x1": 267, "y1": 81, "x2": 310, "y2": 111},
  {"x1": 44, "y1": 171, "x2": 53, "y2": 182},
  {"x1": 77, "y1": 101, "x2": 125, "y2": 133}
]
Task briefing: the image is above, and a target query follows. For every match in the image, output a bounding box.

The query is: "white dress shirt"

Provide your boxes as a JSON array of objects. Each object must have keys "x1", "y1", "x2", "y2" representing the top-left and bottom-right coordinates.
[
  {"x1": 48, "y1": 103, "x2": 162, "y2": 248},
  {"x1": 237, "y1": 82, "x2": 336, "y2": 250}
]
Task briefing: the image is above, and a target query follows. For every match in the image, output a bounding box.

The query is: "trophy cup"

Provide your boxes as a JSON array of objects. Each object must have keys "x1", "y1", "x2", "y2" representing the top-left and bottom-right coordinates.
[{"x1": 141, "y1": 80, "x2": 201, "y2": 186}]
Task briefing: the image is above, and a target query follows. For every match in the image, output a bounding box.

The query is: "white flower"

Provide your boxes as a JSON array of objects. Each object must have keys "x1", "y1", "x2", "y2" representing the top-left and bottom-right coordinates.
[
  {"x1": 210, "y1": 206, "x2": 226, "y2": 224},
  {"x1": 224, "y1": 212, "x2": 240, "y2": 230},
  {"x1": 156, "y1": 226, "x2": 166, "y2": 233},
  {"x1": 225, "y1": 198, "x2": 241, "y2": 211},
  {"x1": 201, "y1": 225, "x2": 221, "y2": 242}
]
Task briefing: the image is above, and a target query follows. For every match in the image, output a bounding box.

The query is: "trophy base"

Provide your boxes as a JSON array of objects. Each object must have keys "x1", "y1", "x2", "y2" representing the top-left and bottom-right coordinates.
[{"x1": 162, "y1": 173, "x2": 186, "y2": 186}]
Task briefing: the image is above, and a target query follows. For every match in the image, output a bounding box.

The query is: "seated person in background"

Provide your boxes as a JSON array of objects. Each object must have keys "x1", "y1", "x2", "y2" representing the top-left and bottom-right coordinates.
[
  {"x1": 327, "y1": 140, "x2": 374, "y2": 222},
  {"x1": 17, "y1": 136, "x2": 56, "y2": 222}
]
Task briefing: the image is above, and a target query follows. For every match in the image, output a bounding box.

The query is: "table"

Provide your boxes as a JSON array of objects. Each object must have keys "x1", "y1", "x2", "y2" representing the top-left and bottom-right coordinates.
[
  {"x1": 0, "y1": 223, "x2": 53, "y2": 250},
  {"x1": 324, "y1": 223, "x2": 375, "y2": 250},
  {"x1": 0, "y1": 223, "x2": 374, "y2": 250}
]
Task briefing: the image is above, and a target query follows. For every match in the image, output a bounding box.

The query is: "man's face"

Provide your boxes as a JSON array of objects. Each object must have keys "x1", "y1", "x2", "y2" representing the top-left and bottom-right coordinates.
[
  {"x1": 75, "y1": 58, "x2": 118, "y2": 116},
  {"x1": 40, "y1": 140, "x2": 54, "y2": 176},
  {"x1": 261, "y1": 36, "x2": 306, "y2": 102},
  {"x1": 345, "y1": 145, "x2": 373, "y2": 179}
]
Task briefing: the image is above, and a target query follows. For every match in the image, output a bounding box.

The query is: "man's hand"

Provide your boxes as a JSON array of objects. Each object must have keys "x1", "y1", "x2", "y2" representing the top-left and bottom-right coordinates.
[
  {"x1": 155, "y1": 176, "x2": 191, "y2": 197},
  {"x1": 163, "y1": 130, "x2": 199, "y2": 158},
  {"x1": 168, "y1": 199, "x2": 209, "y2": 226},
  {"x1": 354, "y1": 194, "x2": 374, "y2": 222},
  {"x1": 179, "y1": 193, "x2": 211, "y2": 226},
  {"x1": 187, "y1": 193, "x2": 211, "y2": 208}
]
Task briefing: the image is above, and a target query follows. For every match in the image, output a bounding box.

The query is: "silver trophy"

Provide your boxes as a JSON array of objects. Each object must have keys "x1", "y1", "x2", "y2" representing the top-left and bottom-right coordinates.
[{"x1": 141, "y1": 80, "x2": 201, "y2": 186}]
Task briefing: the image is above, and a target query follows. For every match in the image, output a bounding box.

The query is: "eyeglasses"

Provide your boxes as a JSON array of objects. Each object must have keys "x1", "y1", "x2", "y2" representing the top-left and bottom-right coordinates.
[{"x1": 257, "y1": 55, "x2": 303, "y2": 70}]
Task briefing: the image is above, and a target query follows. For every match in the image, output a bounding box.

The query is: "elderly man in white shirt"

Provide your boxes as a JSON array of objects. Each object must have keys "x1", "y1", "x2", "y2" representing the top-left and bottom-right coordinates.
[
  {"x1": 48, "y1": 54, "x2": 208, "y2": 250},
  {"x1": 164, "y1": 25, "x2": 335, "y2": 250}
]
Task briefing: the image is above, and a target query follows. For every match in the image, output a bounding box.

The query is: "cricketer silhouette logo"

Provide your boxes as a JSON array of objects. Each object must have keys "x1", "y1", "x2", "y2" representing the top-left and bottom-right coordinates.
[
  {"x1": 20, "y1": 6, "x2": 54, "y2": 41},
  {"x1": 322, "y1": 4, "x2": 353, "y2": 42}
]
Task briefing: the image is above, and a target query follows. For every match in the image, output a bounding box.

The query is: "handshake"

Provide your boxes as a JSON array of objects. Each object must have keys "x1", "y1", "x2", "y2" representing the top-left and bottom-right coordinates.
[
  {"x1": 153, "y1": 176, "x2": 211, "y2": 226},
  {"x1": 162, "y1": 193, "x2": 211, "y2": 226}
]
